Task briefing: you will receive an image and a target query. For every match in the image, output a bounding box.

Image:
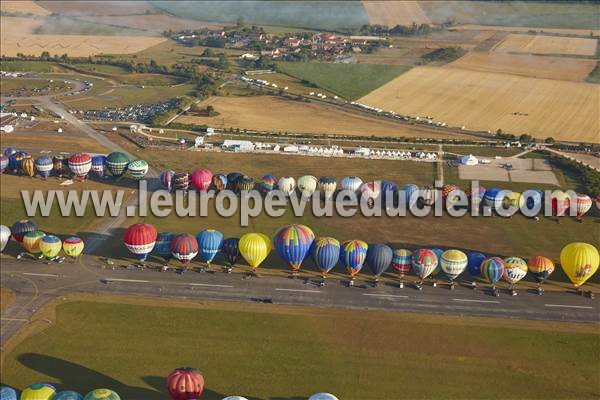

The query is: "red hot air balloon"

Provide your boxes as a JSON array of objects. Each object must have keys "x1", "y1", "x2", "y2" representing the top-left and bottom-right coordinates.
[
  {"x1": 123, "y1": 223, "x2": 157, "y2": 262},
  {"x1": 68, "y1": 153, "x2": 92, "y2": 181},
  {"x1": 190, "y1": 169, "x2": 213, "y2": 191},
  {"x1": 167, "y1": 367, "x2": 205, "y2": 400}
]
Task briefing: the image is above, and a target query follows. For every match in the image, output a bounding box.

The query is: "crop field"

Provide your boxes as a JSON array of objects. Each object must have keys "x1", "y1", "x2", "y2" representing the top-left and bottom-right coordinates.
[
  {"x1": 448, "y1": 52, "x2": 597, "y2": 82},
  {"x1": 77, "y1": 14, "x2": 225, "y2": 34},
  {"x1": 362, "y1": 0, "x2": 430, "y2": 27},
  {"x1": 492, "y1": 34, "x2": 598, "y2": 57},
  {"x1": 0, "y1": 60, "x2": 61, "y2": 73},
  {"x1": 175, "y1": 95, "x2": 471, "y2": 139},
  {"x1": 2, "y1": 296, "x2": 598, "y2": 400},
  {"x1": 451, "y1": 24, "x2": 600, "y2": 37},
  {"x1": 0, "y1": 1, "x2": 50, "y2": 15},
  {"x1": 33, "y1": 17, "x2": 152, "y2": 37},
  {"x1": 276, "y1": 62, "x2": 411, "y2": 100},
  {"x1": 36, "y1": 1, "x2": 157, "y2": 16},
  {"x1": 0, "y1": 129, "x2": 109, "y2": 154},
  {"x1": 359, "y1": 66, "x2": 600, "y2": 143}
]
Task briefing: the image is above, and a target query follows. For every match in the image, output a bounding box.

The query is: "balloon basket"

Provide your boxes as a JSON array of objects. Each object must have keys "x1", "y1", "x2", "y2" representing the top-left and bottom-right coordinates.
[
  {"x1": 537, "y1": 286, "x2": 544, "y2": 296},
  {"x1": 449, "y1": 282, "x2": 455, "y2": 290},
  {"x1": 432, "y1": 281, "x2": 437, "y2": 288},
  {"x1": 398, "y1": 281, "x2": 404, "y2": 289}
]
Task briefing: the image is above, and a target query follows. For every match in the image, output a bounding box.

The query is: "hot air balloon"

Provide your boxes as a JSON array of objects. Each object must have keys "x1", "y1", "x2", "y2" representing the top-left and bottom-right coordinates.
[
  {"x1": 63, "y1": 236, "x2": 84, "y2": 259},
  {"x1": 560, "y1": 242, "x2": 599, "y2": 290},
  {"x1": 160, "y1": 170, "x2": 175, "y2": 192},
  {"x1": 550, "y1": 191, "x2": 570, "y2": 222},
  {"x1": 239, "y1": 232, "x2": 270, "y2": 272},
  {"x1": 572, "y1": 193, "x2": 592, "y2": 221},
  {"x1": 4, "y1": 147, "x2": 17, "y2": 157},
  {"x1": 190, "y1": 168, "x2": 213, "y2": 191},
  {"x1": 596, "y1": 194, "x2": 600, "y2": 211},
  {"x1": 259, "y1": 174, "x2": 277, "y2": 193},
  {"x1": 480, "y1": 257, "x2": 505, "y2": 296},
  {"x1": 127, "y1": 159, "x2": 148, "y2": 180},
  {"x1": 35, "y1": 156, "x2": 53, "y2": 178},
  {"x1": 501, "y1": 191, "x2": 523, "y2": 217},
  {"x1": 68, "y1": 153, "x2": 92, "y2": 180},
  {"x1": 503, "y1": 256, "x2": 528, "y2": 294},
  {"x1": 166, "y1": 367, "x2": 204, "y2": 400},
  {"x1": 484, "y1": 188, "x2": 504, "y2": 212},
  {"x1": 391, "y1": 248, "x2": 412, "y2": 288},
  {"x1": 339, "y1": 239, "x2": 368, "y2": 285},
  {"x1": 174, "y1": 172, "x2": 190, "y2": 191},
  {"x1": 440, "y1": 249, "x2": 468, "y2": 288},
  {"x1": 467, "y1": 185, "x2": 486, "y2": 207},
  {"x1": 83, "y1": 389, "x2": 120, "y2": 400},
  {"x1": 22, "y1": 230, "x2": 45, "y2": 258},
  {"x1": 54, "y1": 391, "x2": 83, "y2": 400},
  {"x1": 308, "y1": 394, "x2": 339, "y2": 400},
  {"x1": 340, "y1": 176, "x2": 363, "y2": 194},
  {"x1": 277, "y1": 176, "x2": 296, "y2": 197},
  {"x1": 106, "y1": 152, "x2": 129, "y2": 178},
  {"x1": 0, "y1": 155, "x2": 8, "y2": 173},
  {"x1": 154, "y1": 232, "x2": 175, "y2": 265},
  {"x1": 212, "y1": 173, "x2": 228, "y2": 192},
  {"x1": 366, "y1": 243, "x2": 393, "y2": 284},
  {"x1": 39, "y1": 235, "x2": 62, "y2": 260},
  {"x1": 91, "y1": 155, "x2": 107, "y2": 179},
  {"x1": 0, "y1": 386, "x2": 18, "y2": 400},
  {"x1": 227, "y1": 172, "x2": 243, "y2": 191},
  {"x1": 222, "y1": 237, "x2": 240, "y2": 272},
  {"x1": 11, "y1": 219, "x2": 37, "y2": 243},
  {"x1": 311, "y1": 237, "x2": 340, "y2": 282},
  {"x1": 400, "y1": 183, "x2": 419, "y2": 209},
  {"x1": 441, "y1": 184, "x2": 459, "y2": 203},
  {"x1": 273, "y1": 224, "x2": 315, "y2": 275},
  {"x1": 222, "y1": 397, "x2": 249, "y2": 400},
  {"x1": 53, "y1": 155, "x2": 68, "y2": 177},
  {"x1": 297, "y1": 175, "x2": 318, "y2": 198},
  {"x1": 123, "y1": 223, "x2": 157, "y2": 262},
  {"x1": 467, "y1": 252, "x2": 486, "y2": 289},
  {"x1": 20, "y1": 383, "x2": 56, "y2": 400},
  {"x1": 380, "y1": 180, "x2": 397, "y2": 206},
  {"x1": 0, "y1": 225, "x2": 10, "y2": 253},
  {"x1": 429, "y1": 247, "x2": 444, "y2": 287},
  {"x1": 196, "y1": 229, "x2": 224, "y2": 268},
  {"x1": 171, "y1": 234, "x2": 198, "y2": 266},
  {"x1": 420, "y1": 185, "x2": 437, "y2": 207},
  {"x1": 21, "y1": 157, "x2": 35, "y2": 178},
  {"x1": 237, "y1": 175, "x2": 255, "y2": 192},
  {"x1": 522, "y1": 189, "x2": 544, "y2": 215},
  {"x1": 317, "y1": 176, "x2": 337, "y2": 199},
  {"x1": 360, "y1": 181, "x2": 381, "y2": 206},
  {"x1": 412, "y1": 248, "x2": 438, "y2": 289},
  {"x1": 527, "y1": 255, "x2": 554, "y2": 294}
]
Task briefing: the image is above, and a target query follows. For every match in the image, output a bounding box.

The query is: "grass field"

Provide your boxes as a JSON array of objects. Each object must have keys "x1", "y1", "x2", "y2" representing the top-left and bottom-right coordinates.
[
  {"x1": 0, "y1": 129, "x2": 109, "y2": 153},
  {"x1": 492, "y1": 34, "x2": 598, "y2": 57},
  {"x1": 70, "y1": 63, "x2": 130, "y2": 75},
  {"x1": 359, "y1": 66, "x2": 600, "y2": 143},
  {"x1": 2, "y1": 296, "x2": 598, "y2": 399},
  {"x1": 0, "y1": 61, "x2": 60, "y2": 73},
  {"x1": 276, "y1": 62, "x2": 411, "y2": 100}
]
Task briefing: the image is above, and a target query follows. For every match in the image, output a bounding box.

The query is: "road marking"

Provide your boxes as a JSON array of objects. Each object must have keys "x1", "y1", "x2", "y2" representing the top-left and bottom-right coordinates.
[
  {"x1": 544, "y1": 304, "x2": 593, "y2": 309},
  {"x1": 363, "y1": 293, "x2": 408, "y2": 299},
  {"x1": 453, "y1": 298, "x2": 500, "y2": 304},
  {"x1": 102, "y1": 278, "x2": 150, "y2": 283},
  {"x1": 23, "y1": 273, "x2": 59, "y2": 278},
  {"x1": 1, "y1": 317, "x2": 29, "y2": 322},
  {"x1": 275, "y1": 288, "x2": 322, "y2": 293},
  {"x1": 189, "y1": 283, "x2": 233, "y2": 288}
]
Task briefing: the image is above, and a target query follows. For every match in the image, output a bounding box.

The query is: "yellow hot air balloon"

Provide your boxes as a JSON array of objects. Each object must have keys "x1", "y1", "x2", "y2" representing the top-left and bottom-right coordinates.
[
  {"x1": 22, "y1": 157, "x2": 35, "y2": 178},
  {"x1": 22, "y1": 230, "x2": 46, "y2": 257},
  {"x1": 560, "y1": 242, "x2": 599, "y2": 288},
  {"x1": 21, "y1": 383, "x2": 56, "y2": 400},
  {"x1": 39, "y1": 234, "x2": 62, "y2": 260},
  {"x1": 63, "y1": 236, "x2": 85, "y2": 258},
  {"x1": 239, "y1": 233, "x2": 270, "y2": 270}
]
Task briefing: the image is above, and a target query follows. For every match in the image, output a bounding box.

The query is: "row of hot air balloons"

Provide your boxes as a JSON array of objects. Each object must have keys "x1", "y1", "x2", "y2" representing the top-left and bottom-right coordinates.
[
  {"x1": 1, "y1": 148, "x2": 148, "y2": 181},
  {"x1": 1, "y1": 220, "x2": 84, "y2": 260},
  {"x1": 123, "y1": 223, "x2": 599, "y2": 292},
  {"x1": 0, "y1": 384, "x2": 120, "y2": 400}
]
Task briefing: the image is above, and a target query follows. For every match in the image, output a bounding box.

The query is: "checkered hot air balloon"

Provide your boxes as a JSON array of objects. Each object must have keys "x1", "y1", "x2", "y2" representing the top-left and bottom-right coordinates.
[
  {"x1": 123, "y1": 223, "x2": 157, "y2": 262},
  {"x1": 106, "y1": 152, "x2": 129, "y2": 178},
  {"x1": 127, "y1": 159, "x2": 148, "y2": 180},
  {"x1": 68, "y1": 153, "x2": 92, "y2": 180},
  {"x1": 274, "y1": 224, "x2": 315, "y2": 273},
  {"x1": 35, "y1": 156, "x2": 54, "y2": 178}
]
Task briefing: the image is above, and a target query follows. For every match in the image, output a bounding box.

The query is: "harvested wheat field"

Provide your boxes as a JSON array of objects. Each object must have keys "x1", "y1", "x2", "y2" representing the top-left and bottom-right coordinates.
[
  {"x1": 175, "y1": 95, "x2": 470, "y2": 139},
  {"x1": 77, "y1": 14, "x2": 225, "y2": 34},
  {"x1": 0, "y1": 0, "x2": 50, "y2": 15},
  {"x1": 362, "y1": 1, "x2": 430, "y2": 26},
  {"x1": 359, "y1": 66, "x2": 599, "y2": 143},
  {"x1": 36, "y1": 1, "x2": 156, "y2": 16},
  {"x1": 493, "y1": 34, "x2": 598, "y2": 56},
  {"x1": 452, "y1": 24, "x2": 600, "y2": 37},
  {"x1": 449, "y1": 51, "x2": 597, "y2": 81}
]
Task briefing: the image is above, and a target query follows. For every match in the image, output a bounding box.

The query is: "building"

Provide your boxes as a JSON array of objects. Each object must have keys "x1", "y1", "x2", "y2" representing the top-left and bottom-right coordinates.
[
  {"x1": 460, "y1": 154, "x2": 479, "y2": 166},
  {"x1": 222, "y1": 139, "x2": 254, "y2": 152},
  {"x1": 239, "y1": 53, "x2": 259, "y2": 61}
]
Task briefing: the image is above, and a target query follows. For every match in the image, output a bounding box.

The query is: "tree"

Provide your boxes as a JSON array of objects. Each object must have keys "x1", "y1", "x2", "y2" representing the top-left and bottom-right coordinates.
[
  {"x1": 545, "y1": 137, "x2": 556, "y2": 144},
  {"x1": 236, "y1": 16, "x2": 245, "y2": 27}
]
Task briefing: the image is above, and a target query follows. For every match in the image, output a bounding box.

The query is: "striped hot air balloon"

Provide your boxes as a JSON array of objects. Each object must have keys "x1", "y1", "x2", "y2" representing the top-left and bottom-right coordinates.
[
  {"x1": 412, "y1": 248, "x2": 438, "y2": 285},
  {"x1": 166, "y1": 368, "x2": 204, "y2": 400},
  {"x1": 174, "y1": 172, "x2": 190, "y2": 191},
  {"x1": 222, "y1": 237, "x2": 240, "y2": 271},
  {"x1": 317, "y1": 176, "x2": 337, "y2": 199},
  {"x1": 572, "y1": 193, "x2": 592, "y2": 220},
  {"x1": 277, "y1": 176, "x2": 296, "y2": 197},
  {"x1": 212, "y1": 173, "x2": 228, "y2": 192},
  {"x1": 440, "y1": 249, "x2": 468, "y2": 284},
  {"x1": 21, "y1": 157, "x2": 35, "y2": 178},
  {"x1": 170, "y1": 234, "x2": 198, "y2": 265},
  {"x1": 528, "y1": 255, "x2": 554, "y2": 294},
  {"x1": 196, "y1": 229, "x2": 224, "y2": 267},
  {"x1": 123, "y1": 223, "x2": 157, "y2": 262},
  {"x1": 154, "y1": 232, "x2": 175, "y2": 263},
  {"x1": 68, "y1": 153, "x2": 92, "y2": 180},
  {"x1": 551, "y1": 191, "x2": 570, "y2": 220},
  {"x1": 480, "y1": 257, "x2": 505, "y2": 295},
  {"x1": 39, "y1": 235, "x2": 62, "y2": 260},
  {"x1": 340, "y1": 176, "x2": 363, "y2": 194},
  {"x1": 274, "y1": 224, "x2": 315, "y2": 273},
  {"x1": 339, "y1": 240, "x2": 368, "y2": 282},
  {"x1": 91, "y1": 155, "x2": 107, "y2": 178},
  {"x1": 237, "y1": 175, "x2": 255, "y2": 192},
  {"x1": 53, "y1": 155, "x2": 68, "y2": 177},
  {"x1": 0, "y1": 155, "x2": 8, "y2": 173},
  {"x1": 63, "y1": 237, "x2": 84, "y2": 259},
  {"x1": 503, "y1": 256, "x2": 528, "y2": 293},
  {"x1": 22, "y1": 230, "x2": 45, "y2": 257},
  {"x1": 11, "y1": 219, "x2": 37, "y2": 243},
  {"x1": 127, "y1": 159, "x2": 148, "y2": 180},
  {"x1": 190, "y1": 168, "x2": 213, "y2": 191},
  {"x1": 311, "y1": 237, "x2": 340, "y2": 279},
  {"x1": 106, "y1": 152, "x2": 129, "y2": 178},
  {"x1": 391, "y1": 248, "x2": 412, "y2": 278},
  {"x1": 35, "y1": 156, "x2": 54, "y2": 178}
]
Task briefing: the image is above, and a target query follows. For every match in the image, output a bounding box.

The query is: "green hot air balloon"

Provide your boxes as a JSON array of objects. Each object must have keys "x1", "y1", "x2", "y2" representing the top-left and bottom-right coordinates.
[
  {"x1": 83, "y1": 389, "x2": 121, "y2": 400},
  {"x1": 106, "y1": 152, "x2": 129, "y2": 178},
  {"x1": 127, "y1": 159, "x2": 149, "y2": 180}
]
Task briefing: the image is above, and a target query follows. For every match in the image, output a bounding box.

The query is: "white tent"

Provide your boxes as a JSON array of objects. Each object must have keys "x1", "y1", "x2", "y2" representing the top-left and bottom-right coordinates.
[{"x1": 461, "y1": 154, "x2": 479, "y2": 166}]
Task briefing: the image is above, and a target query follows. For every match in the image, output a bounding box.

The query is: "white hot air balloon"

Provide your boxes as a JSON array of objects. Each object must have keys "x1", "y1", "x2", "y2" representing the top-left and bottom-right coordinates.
[
  {"x1": 297, "y1": 175, "x2": 318, "y2": 197},
  {"x1": 278, "y1": 176, "x2": 296, "y2": 197},
  {"x1": 308, "y1": 394, "x2": 340, "y2": 400},
  {"x1": 340, "y1": 176, "x2": 363, "y2": 194},
  {"x1": 0, "y1": 225, "x2": 11, "y2": 252}
]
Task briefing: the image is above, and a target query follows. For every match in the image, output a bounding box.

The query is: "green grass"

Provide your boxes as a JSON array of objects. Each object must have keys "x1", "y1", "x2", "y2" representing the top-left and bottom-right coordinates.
[
  {"x1": 0, "y1": 61, "x2": 60, "y2": 73},
  {"x1": 2, "y1": 300, "x2": 598, "y2": 399},
  {"x1": 71, "y1": 63, "x2": 130, "y2": 75},
  {"x1": 443, "y1": 145, "x2": 524, "y2": 158},
  {"x1": 276, "y1": 62, "x2": 411, "y2": 100}
]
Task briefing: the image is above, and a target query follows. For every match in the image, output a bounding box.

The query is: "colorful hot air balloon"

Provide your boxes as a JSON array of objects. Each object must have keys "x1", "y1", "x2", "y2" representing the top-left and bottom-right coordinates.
[
  {"x1": 83, "y1": 389, "x2": 120, "y2": 400},
  {"x1": 4, "y1": 147, "x2": 17, "y2": 157},
  {"x1": 170, "y1": 234, "x2": 198, "y2": 265},
  {"x1": 277, "y1": 176, "x2": 296, "y2": 197},
  {"x1": 174, "y1": 172, "x2": 190, "y2": 191},
  {"x1": 106, "y1": 152, "x2": 129, "y2": 178},
  {"x1": 196, "y1": 229, "x2": 224, "y2": 267},
  {"x1": 391, "y1": 248, "x2": 412, "y2": 287},
  {"x1": 35, "y1": 156, "x2": 53, "y2": 178},
  {"x1": 551, "y1": 191, "x2": 570, "y2": 221},
  {"x1": 311, "y1": 237, "x2": 340, "y2": 279},
  {"x1": 39, "y1": 235, "x2": 62, "y2": 260},
  {"x1": 212, "y1": 173, "x2": 228, "y2": 192},
  {"x1": 237, "y1": 175, "x2": 255, "y2": 192},
  {"x1": 560, "y1": 242, "x2": 599, "y2": 288},
  {"x1": 260, "y1": 174, "x2": 277, "y2": 193},
  {"x1": 21, "y1": 157, "x2": 35, "y2": 178},
  {"x1": 239, "y1": 233, "x2": 270, "y2": 271},
  {"x1": 366, "y1": 243, "x2": 393, "y2": 283},
  {"x1": 360, "y1": 181, "x2": 381, "y2": 205},
  {"x1": 467, "y1": 185, "x2": 486, "y2": 207},
  {"x1": 20, "y1": 383, "x2": 56, "y2": 400},
  {"x1": 528, "y1": 255, "x2": 554, "y2": 294},
  {"x1": 308, "y1": 394, "x2": 339, "y2": 400},
  {"x1": 11, "y1": 219, "x2": 37, "y2": 243},
  {"x1": 190, "y1": 168, "x2": 213, "y2": 191},
  {"x1": 297, "y1": 175, "x2": 318, "y2": 197},
  {"x1": 420, "y1": 185, "x2": 437, "y2": 207},
  {"x1": 572, "y1": 193, "x2": 592, "y2": 221},
  {"x1": 441, "y1": 184, "x2": 461, "y2": 205},
  {"x1": 0, "y1": 155, "x2": 8, "y2": 173},
  {"x1": 126, "y1": 159, "x2": 148, "y2": 180},
  {"x1": 123, "y1": 223, "x2": 157, "y2": 262},
  {"x1": 596, "y1": 194, "x2": 600, "y2": 211},
  {"x1": 480, "y1": 257, "x2": 505, "y2": 295},
  {"x1": 340, "y1": 176, "x2": 363, "y2": 194},
  {"x1": 503, "y1": 257, "x2": 528, "y2": 293},
  {"x1": 227, "y1": 172, "x2": 243, "y2": 191},
  {"x1": 274, "y1": 224, "x2": 315, "y2": 273},
  {"x1": 154, "y1": 232, "x2": 175, "y2": 263},
  {"x1": 53, "y1": 155, "x2": 68, "y2": 177},
  {"x1": 0, "y1": 386, "x2": 18, "y2": 400},
  {"x1": 160, "y1": 170, "x2": 175, "y2": 192},
  {"x1": 501, "y1": 191, "x2": 523, "y2": 217},
  {"x1": 339, "y1": 240, "x2": 368, "y2": 284},
  {"x1": 22, "y1": 230, "x2": 45, "y2": 257},
  {"x1": 412, "y1": 248, "x2": 438, "y2": 287},
  {"x1": 68, "y1": 153, "x2": 92, "y2": 180},
  {"x1": 91, "y1": 155, "x2": 107, "y2": 178},
  {"x1": 440, "y1": 249, "x2": 468, "y2": 286},
  {"x1": 166, "y1": 367, "x2": 205, "y2": 400},
  {"x1": 63, "y1": 236, "x2": 84, "y2": 258},
  {"x1": 429, "y1": 247, "x2": 444, "y2": 284},
  {"x1": 222, "y1": 237, "x2": 240, "y2": 271},
  {"x1": 317, "y1": 176, "x2": 337, "y2": 199},
  {"x1": 1, "y1": 225, "x2": 11, "y2": 253},
  {"x1": 54, "y1": 391, "x2": 83, "y2": 400}
]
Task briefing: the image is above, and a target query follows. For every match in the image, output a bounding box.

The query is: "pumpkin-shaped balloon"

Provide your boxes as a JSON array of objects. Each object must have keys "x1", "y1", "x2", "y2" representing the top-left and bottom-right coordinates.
[
  {"x1": 560, "y1": 242, "x2": 599, "y2": 287},
  {"x1": 166, "y1": 367, "x2": 204, "y2": 400},
  {"x1": 190, "y1": 168, "x2": 213, "y2": 191},
  {"x1": 21, "y1": 157, "x2": 35, "y2": 178},
  {"x1": 68, "y1": 153, "x2": 92, "y2": 180}
]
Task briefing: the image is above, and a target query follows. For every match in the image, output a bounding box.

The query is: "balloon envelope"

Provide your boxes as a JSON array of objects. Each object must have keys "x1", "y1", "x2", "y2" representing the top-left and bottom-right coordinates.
[
  {"x1": 440, "y1": 249, "x2": 468, "y2": 281},
  {"x1": 123, "y1": 223, "x2": 157, "y2": 261},
  {"x1": 174, "y1": 172, "x2": 190, "y2": 191},
  {"x1": 237, "y1": 175, "x2": 254, "y2": 192},
  {"x1": 21, "y1": 157, "x2": 35, "y2": 178},
  {"x1": 527, "y1": 255, "x2": 555, "y2": 283},
  {"x1": 297, "y1": 175, "x2": 318, "y2": 197},
  {"x1": 239, "y1": 233, "x2": 270, "y2": 269},
  {"x1": 127, "y1": 159, "x2": 148, "y2": 180},
  {"x1": 412, "y1": 248, "x2": 438, "y2": 279},
  {"x1": 467, "y1": 252, "x2": 486, "y2": 277},
  {"x1": 560, "y1": 242, "x2": 599, "y2": 287},
  {"x1": 68, "y1": 153, "x2": 92, "y2": 179},
  {"x1": 35, "y1": 156, "x2": 54, "y2": 177},
  {"x1": 503, "y1": 257, "x2": 528, "y2": 284},
  {"x1": 23, "y1": 230, "x2": 45, "y2": 255},
  {"x1": 83, "y1": 389, "x2": 120, "y2": 400},
  {"x1": 277, "y1": 176, "x2": 296, "y2": 196},
  {"x1": 308, "y1": 393, "x2": 339, "y2": 400},
  {"x1": 0, "y1": 224, "x2": 11, "y2": 253},
  {"x1": 106, "y1": 152, "x2": 129, "y2": 178},
  {"x1": 170, "y1": 234, "x2": 198, "y2": 264},
  {"x1": 190, "y1": 168, "x2": 213, "y2": 191},
  {"x1": 54, "y1": 391, "x2": 83, "y2": 400},
  {"x1": 196, "y1": 229, "x2": 224, "y2": 264},
  {"x1": 39, "y1": 234, "x2": 62, "y2": 259},
  {"x1": 391, "y1": 248, "x2": 412, "y2": 274},
  {"x1": 311, "y1": 237, "x2": 340, "y2": 274},
  {"x1": 317, "y1": 176, "x2": 337, "y2": 199},
  {"x1": 11, "y1": 219, "x2": 37, "y2": 243},
  {"x1": 260, "y1": 174, "x2": 277, "y2": 192},
  {"x1": 20, "y1": 383, "x2": 56, "y2": 400},
  {"x1": 573, "y1": 193, "x2": 592, "y2": 217},
  {"x1": 160, "y1": 170, "x2": 175, "y2": 192},
  {"x1": 63, "y1": 236, "x2": 84, "y2": 258},
  {"x1": 167, "y1": 367, "x2": 205, "y2": 400},
  {"x1": 0, "y1": 386, "x2": 18, "y2": 400},
  {"x1": 212, "y1": 173, "x2": 228, "y2": 192},
  {"x1": 366, "y1": 243, "x2": 393, "y2": 276},
  {"x1": 480, "y1": 257, "x2": 505, "y2": 284},
  {"x1": 222, "y1": 237, "x2": 240, "y2": 266},
  {"x1": 154, "y1": 232, "x2": 175, "y2": 261},
  {"x1": 340, "y1": 176, "x2": 363, "y2": 193},
  {"x1": 273, "y1": 224, "x2": 315, "y2": 271},
  {"x1": 339, "y1": 240, "x2": 368, "y2": 277}
]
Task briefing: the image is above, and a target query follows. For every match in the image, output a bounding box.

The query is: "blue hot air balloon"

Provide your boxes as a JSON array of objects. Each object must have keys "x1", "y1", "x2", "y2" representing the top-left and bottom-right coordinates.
[
  {"x1": 467, "y1": 252, "x2": 486, "y2": 278},
  {"x1": 339, "y1": 240, "x2": 368, "y2": 284},
  {"x1": 0, "y1": 385, "x2": 18, "y2": 400},
  {"x1": 196, "y1": 229, "x2": 224, "y2": 267},
  {"x1": 154, "y1": 232, "x2": 175, "y2": 263},
  {"x1": 380, "y1": 181, "x2": 397, "y2": 205},
  {"x1": 366, "y1": 243, "x2": 393, "y2": 283},
  {"x1": 222, "y1": 237, "x2": 240, "y2": 271},
  {"x1": 273, "y1": 224, "x2": 315, "y2": 274},
  {"x1": 484, "y1": 188, "x2": 504, "y2": 211},
  {"x1": 91, "y1": 155, "x2": 107, "y2": 178},
  {"x1": 481, "y1": 257, "x2": 505, "y2": 296},
  {"x1": 4, "y1": 147, "x2": 17, "y2": 157},
  {"x1": 54, "y1": 391, "x2": 84, "y2": 400},
  {"x1": 35, "y1": 156, "x2": 54, "y2": 178},
  {"x1": 400, "y1": 183, "x2": 419, "y2": 209},
  {"x1": 311, "y1": 237, "x2": 340, "y2": 279}
]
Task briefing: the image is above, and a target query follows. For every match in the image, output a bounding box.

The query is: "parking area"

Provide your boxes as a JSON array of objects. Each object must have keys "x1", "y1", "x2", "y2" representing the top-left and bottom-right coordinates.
[{"x1": 458, "y1": 157, "x2": 559, "y2": 185}]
